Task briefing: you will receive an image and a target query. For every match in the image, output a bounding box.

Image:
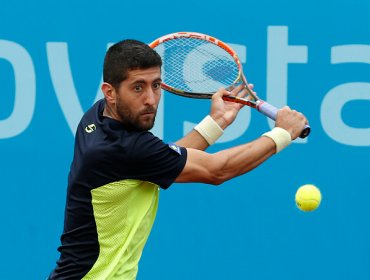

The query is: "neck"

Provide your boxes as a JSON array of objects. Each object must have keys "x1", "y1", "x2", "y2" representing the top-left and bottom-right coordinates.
[{"x1": 103, "y1": 103, "x2": 118, "y2": 120}]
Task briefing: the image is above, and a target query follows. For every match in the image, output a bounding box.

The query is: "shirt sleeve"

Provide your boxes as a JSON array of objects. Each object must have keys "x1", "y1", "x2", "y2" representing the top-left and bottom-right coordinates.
[{"x1": 125, "y1": 132, "x2": 187, "y2": 189}]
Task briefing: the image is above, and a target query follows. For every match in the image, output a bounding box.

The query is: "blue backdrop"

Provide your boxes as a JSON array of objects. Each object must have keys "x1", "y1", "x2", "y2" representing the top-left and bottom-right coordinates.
[{"x1": 1, "y1": 0, "x2": 369, "y2": 279}]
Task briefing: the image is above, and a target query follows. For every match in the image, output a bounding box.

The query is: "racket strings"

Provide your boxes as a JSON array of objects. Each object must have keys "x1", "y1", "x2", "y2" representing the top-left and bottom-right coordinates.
[{"x1": 157, "y1": 38, "x2": 240, "y2": 93}]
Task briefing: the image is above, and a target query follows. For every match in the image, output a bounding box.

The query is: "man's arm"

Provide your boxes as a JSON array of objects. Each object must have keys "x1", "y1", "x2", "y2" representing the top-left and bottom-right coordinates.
[
  {"x1": 175, "y1": 106, "x2": 308, "y2": 185},
  {"x1": 175, "y1": 85, "x2": 249, "y2": 150},
  {"x1": 175, "y1": 129, "x2": 210, "y2": 150},
  {"x1": 176, "y1": 136, "x2": 275, "y2": 184}
]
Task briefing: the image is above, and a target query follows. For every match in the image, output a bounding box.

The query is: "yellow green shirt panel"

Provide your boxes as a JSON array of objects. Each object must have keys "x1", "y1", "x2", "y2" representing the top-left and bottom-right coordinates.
[{"x1": 83, "y1": 179, "x2": 159, "y2": 280}]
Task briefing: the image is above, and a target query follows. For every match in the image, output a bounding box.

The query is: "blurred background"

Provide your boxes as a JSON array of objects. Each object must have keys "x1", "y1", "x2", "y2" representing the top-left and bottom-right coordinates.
[{"x1": 1, "y1": 0, "x2": 369, "y2": 279}]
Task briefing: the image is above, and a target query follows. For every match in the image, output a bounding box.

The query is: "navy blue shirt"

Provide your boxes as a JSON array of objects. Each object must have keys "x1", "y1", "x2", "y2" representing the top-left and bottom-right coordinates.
[{"x1": 49, "y1": 99, "x2": 187, "y2": 279}]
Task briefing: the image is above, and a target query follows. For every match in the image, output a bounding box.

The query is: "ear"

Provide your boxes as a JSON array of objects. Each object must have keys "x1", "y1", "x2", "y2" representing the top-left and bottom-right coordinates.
[{"x1": 101, "y1": 82, "x2": 116, "y2": 104}]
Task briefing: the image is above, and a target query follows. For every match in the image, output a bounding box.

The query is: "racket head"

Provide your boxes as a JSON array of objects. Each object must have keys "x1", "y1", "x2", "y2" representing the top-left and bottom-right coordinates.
[{"x1": 149, "y1": 32, "x2": 253, "y2": 100}]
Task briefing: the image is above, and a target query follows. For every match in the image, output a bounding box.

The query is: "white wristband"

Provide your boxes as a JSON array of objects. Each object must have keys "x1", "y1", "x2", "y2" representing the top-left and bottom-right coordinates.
[
  {"x1": 262, "y1": 127, "x2": 292, "y2": 153},
  {"x1": 194, "y1": 115, "x2": 224, "y2": 145}
]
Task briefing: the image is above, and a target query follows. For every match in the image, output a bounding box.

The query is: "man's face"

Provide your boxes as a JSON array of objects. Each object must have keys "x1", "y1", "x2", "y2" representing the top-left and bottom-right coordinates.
[{"x1": 115, "y1": 67, "x2": 162, "y2": 131}]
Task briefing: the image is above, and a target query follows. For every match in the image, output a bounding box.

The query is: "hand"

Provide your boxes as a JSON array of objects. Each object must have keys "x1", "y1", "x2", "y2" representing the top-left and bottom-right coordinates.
[
  {"x1": 275, "y1": 106, "x2": 308, "y2": 140},
  {"x1": 210, "y1": 84, "x2": 256, "y2": 129}
]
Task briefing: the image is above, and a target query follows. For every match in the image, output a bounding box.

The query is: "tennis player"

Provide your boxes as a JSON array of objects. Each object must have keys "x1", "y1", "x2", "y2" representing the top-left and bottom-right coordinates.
[{"x1": 48, "y1": 39, "x2": 307, "y2": 280}]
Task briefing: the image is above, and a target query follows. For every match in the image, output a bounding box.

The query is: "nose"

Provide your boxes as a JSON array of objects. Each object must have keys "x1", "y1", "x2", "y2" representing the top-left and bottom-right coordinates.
[{"x1": 144, "y1": 89, "x2": 157, "y2": 106}]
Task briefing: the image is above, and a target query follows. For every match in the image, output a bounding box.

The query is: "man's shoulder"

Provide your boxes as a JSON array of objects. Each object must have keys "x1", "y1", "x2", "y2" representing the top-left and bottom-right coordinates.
[
  {"x1": 81, "y1": 99, "x2": 105, "y2": 124},
  {"x1": 130, "y1": 131, "x2": 163, "y2": 148}
]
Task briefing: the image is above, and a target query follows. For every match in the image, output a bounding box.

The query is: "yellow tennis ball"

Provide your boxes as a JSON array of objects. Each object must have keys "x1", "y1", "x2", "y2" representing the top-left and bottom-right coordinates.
[{"x1": 295, "y1": 184, "x2": 322, "y2": 212}]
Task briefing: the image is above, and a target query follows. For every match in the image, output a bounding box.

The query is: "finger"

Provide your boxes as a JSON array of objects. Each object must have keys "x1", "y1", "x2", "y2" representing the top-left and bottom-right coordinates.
[
  {"x1": 233, "y1": 83, "x2": 255, "y2": 99},
  {"x1": 237, "y1": 87, "x2": 250, "y2": 98},
  {"x1": 225, "y1": 84, "x2": 243, "y2": 97},
  {"x1": 231, "y1": 84, "x2": 245, "y2": 96},
  {"x1": 300, "y1": 113, "x2": 309, "y2": 125},
  {"x1": 239, "y1": 84, "x2": 258, "y2": 97},
  {"x1": 213, "y1": 87, "x2": 228, "y2": 100}
]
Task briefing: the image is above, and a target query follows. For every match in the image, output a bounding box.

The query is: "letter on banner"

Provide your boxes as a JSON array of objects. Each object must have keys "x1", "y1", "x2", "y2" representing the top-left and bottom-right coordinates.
[
  {"x1": 321, "y1": 45, "x2": 370, "y2": 146},
  {"x1": 0, "y1": 40, "x2": 35, "y2": 139},
  {"x1": 267, "y1": 26, "x2": 308, "y2": 143},
  {"x1": 47, "y1": 42, "x2": 84, "y2": 135}
]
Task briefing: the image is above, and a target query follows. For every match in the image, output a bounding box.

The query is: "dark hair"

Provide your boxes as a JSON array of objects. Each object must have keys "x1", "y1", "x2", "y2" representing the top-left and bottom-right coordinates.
[{"x1": 103, "y1": 39, "x2": 162, "y2": 89}]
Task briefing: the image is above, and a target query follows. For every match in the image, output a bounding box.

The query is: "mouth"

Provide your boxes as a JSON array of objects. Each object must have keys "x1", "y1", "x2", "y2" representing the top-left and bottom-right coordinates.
[
  {"x1": 141, "y1": 111, "x2": 155, "y2": 116},
  {"x1": 141, "y1": 108, "x2": 156, "y2": 116}
]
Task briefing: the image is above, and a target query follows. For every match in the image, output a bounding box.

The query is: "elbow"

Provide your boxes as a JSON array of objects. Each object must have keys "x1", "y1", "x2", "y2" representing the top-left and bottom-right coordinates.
[
  {"x1": 206, "y1": 169, "x2": 230, "y2": 186},
  {"x1": 212, "y1": 179, "x2": 225, "y2": 186},
  {"x1": 205, "y1": 154, "x2": 231, "y2": 185}
]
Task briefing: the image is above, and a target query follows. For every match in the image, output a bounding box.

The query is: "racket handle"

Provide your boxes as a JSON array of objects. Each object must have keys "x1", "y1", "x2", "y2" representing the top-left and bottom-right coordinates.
[
  {"x1": 257, "y1": 101, "x2": 279, "y2": 120},
  {"x1": 257, "y1": 101, "x2": 311, "y2": 139}
]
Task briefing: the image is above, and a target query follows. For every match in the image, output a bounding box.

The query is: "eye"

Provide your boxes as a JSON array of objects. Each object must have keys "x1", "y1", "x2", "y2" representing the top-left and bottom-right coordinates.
[
  {"x1": 134, "y1": 85, "x2": 143, "y2": 92},
  {"x1": 153, "y1": 82, "x2": 161, "y2": 90}
]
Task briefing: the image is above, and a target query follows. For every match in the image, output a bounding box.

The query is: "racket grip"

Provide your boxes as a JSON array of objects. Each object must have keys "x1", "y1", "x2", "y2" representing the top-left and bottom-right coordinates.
[
  {"x1": 257, "y1": 101, "x2": 278, "y2": 120},
  {"x1": 257, "y1": 102, "x2": 311, "y2": 139}
]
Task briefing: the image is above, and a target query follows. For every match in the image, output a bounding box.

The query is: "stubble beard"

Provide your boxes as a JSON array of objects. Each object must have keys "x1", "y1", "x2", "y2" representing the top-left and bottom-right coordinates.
[{"x1": 116, "y1": 99, "x2": 156, "y2": 131}]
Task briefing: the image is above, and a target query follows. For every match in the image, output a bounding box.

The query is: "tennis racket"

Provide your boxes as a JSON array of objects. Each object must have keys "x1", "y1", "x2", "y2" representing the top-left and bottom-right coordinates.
[{"x1": 149, "y1": 31, "x2": 310, "y2": 138}]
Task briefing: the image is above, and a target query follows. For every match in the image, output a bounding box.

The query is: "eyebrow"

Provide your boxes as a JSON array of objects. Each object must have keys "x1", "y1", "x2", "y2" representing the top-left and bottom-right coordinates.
[{"x1": 129, "y1": 78, "x2": 162, "y2": 85}]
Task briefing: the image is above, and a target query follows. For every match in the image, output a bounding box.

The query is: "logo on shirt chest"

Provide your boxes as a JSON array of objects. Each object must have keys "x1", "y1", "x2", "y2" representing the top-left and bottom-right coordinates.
[{"x1": 85, "y1": 124, "x2": 96, "y2": 133}]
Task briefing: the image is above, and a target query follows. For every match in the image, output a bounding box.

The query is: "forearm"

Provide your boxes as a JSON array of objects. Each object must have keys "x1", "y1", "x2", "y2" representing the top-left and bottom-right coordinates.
[
  {"x1": 176, "y1": 136, "x2": 276, "y2": 184},
  {"x1": 175, "y1": 129, "x2": 210, "y2": 150},
  {"x1": 215, "y1": 136, "x2": 276, "y2": 182}
]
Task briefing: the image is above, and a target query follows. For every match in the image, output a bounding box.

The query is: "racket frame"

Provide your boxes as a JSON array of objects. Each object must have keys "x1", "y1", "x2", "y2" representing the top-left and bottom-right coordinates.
[
  {"x1": 150, "y1": 32, "x2": 260, "y2": 106},
  {"x1": 150, "y1": 32, "x2": 310, "y2": 138}
]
